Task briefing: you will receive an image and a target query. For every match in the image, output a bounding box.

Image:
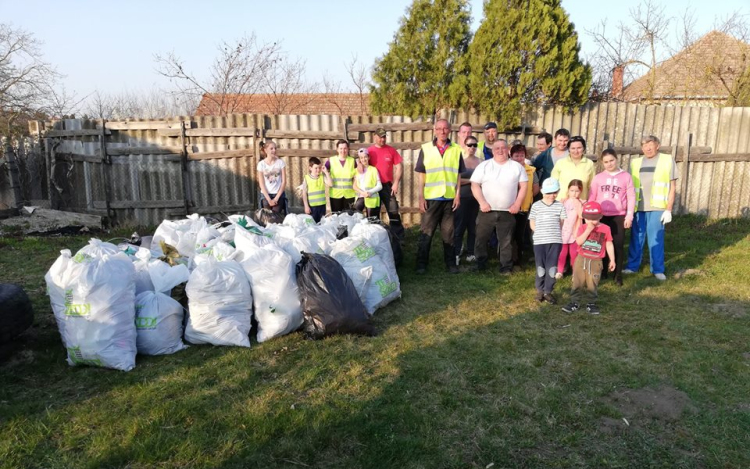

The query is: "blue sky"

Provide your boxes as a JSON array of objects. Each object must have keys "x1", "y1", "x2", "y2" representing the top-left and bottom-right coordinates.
[{"x1": 1, "y1": 0, "x2": 747, "y2": 99}]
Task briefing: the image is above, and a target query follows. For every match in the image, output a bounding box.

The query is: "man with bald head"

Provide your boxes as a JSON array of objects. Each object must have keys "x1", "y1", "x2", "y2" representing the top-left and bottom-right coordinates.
[
  {"x1": 470, "y1": 139, "x2": 528, "y2": 274},
  {"x1": 414, "y1": 118, "x2": 465, "y2": 274}
]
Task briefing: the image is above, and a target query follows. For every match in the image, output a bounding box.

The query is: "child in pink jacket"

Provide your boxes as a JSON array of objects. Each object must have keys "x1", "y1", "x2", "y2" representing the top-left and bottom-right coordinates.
[
  {"x1": 588, "y1": 149, "x2": 635, "y2": 285},
  {"x1": 556, "y1": 179, "x2": 583, "y2": 278}
]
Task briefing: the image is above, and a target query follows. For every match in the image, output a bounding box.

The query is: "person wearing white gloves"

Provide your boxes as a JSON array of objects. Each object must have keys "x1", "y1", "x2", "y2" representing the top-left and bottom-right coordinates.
[{"x1": 623, "y1": 135, "x2": 679, "y2": 281}]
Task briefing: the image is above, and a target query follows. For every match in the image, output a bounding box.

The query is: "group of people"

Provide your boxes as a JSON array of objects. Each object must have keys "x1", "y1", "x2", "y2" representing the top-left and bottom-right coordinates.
[
  {"x1": 414, "y1": 119, "x2": 679, "y2": 314},
  {"x1": 256, "y1": 129, "x2": 405, "y2": 241},
  {"x1": 255, "y1": 119, "x2": 679, "y2": 315}
]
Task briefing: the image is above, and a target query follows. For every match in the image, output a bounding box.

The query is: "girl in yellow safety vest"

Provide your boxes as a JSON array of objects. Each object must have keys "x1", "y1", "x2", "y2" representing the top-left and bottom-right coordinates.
[
  {"x1": 327, "y1": 139, "x2": 357, "y2": 212},
  {"x1": 352, "y1": 148, "x2": 382, "y2": 218}
]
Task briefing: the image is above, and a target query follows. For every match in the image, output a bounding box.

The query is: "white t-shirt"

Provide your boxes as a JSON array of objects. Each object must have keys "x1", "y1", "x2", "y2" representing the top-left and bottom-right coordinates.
[
  {"x1": 470, "y1": 159, "x2": 529, "y2": 211},
  {"x1": 257, "y1": 158, "x2": 286, "y2": 194}
]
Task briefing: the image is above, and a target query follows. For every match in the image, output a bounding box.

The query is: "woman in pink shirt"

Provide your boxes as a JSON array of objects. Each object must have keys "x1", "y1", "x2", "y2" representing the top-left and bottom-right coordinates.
[{"x1": 588, "y1": 149, "x2": 635, "y2": 285}]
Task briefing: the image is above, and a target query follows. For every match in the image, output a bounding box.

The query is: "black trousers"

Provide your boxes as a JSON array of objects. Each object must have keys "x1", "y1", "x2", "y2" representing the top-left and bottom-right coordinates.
[
  {"x1": 379, "y1": 182, "x2": 405, "y2": 241},
  {"x1": 601, "y1": 215, "x2": 625, "y2": 281},
  {"x1": 416, "y1": 200, "x2": 455, "y2": 269},
  {"x1": 475, "y1": 210, "x2": 515, "y2": 272},
  {"x1": 330, "y1": 197, "x2": 354, "y2": 213},
  {"x1": 453, "y1": 196, "x2": 479, "y2": 257},
  {"x1": 353, "y1": 198, "x2": 380, "y2": 218},
  {"x1": 512, "y1": 212, "x2": 530, "y2": 266}
]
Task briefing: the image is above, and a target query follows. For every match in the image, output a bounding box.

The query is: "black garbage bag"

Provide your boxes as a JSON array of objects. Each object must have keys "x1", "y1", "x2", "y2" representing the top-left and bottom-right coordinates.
[
  {"x1": 335, "y1": 225, "x2": 348, "y2": 240},
  {"x1": 368, "y1": 220, "x2": 403, "y2": 267},
  {"x1": 295, "y1": 253, "x2": 376, "y2": 339},
  {"x1": 253, "y1": 208, "x2": 284, "y2": 227}
]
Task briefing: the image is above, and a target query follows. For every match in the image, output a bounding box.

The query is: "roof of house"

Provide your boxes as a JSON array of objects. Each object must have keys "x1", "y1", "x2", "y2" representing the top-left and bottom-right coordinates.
[
  {"x1": 621, "y1": 31, "x2": 750, "y2": 102},
  {"x1": 195, "y1": 93, "x2": 371, "y2": 116}
]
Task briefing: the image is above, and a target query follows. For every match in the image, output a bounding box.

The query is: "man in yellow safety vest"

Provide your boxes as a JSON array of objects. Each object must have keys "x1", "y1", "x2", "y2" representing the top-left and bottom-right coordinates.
[
  {"x1": 415, "y1": 118, "x2": 465, "y2": 274},
  {"x1": 623, "y1": 135, "x2": 679, "y2": 281}
]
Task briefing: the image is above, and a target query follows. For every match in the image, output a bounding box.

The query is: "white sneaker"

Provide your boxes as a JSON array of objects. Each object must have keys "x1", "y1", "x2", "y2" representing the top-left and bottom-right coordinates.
[
  {"x1": 622, "y1": 269, "x2": 636, "y2": 274},
  {"x1": 465, "y1": 255, "x2": 477, "y2": 262},
  {"x1": 654, "y1": 273, "x2": 667, "y2": 281}
]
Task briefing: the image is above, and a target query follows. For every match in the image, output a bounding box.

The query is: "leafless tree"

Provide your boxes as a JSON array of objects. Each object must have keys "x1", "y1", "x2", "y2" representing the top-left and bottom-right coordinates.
[
  {"x1": 0, "y1": 23, "x2": 67, "y2": 136},
  {"x1": 260, "y1": 54, "x2": 317, "y2": 114},
  {"x1": 321, "y1": 55, "x2": 371, "y2": 116},
  {"x1": 84, "y1": 88, "x2": 197, "y2": 120},
  {"x1": 587, "y1": 0, "x2": 672, "y2": 102},
  {"x1": 588, "y1": 1, "x2": 750, "y2": 104},
  {"x1": 155, "y1": 33, "x2": 314, "y2": 116}
]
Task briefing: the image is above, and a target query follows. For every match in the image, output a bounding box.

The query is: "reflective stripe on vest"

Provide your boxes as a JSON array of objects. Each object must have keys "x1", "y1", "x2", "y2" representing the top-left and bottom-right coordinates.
[
  {"x1": 305, "y1": 174, "x2": 326, "y2": 207},
  {"x1": 361, "y1": 166, "x2": 381, "y2": 209},
  {"x1": 522, "y1": 164, "x2": 536, "y2": 211},
  {"x1": 631, "y1": 155, "x2": 672, "y2": 209},
  {"x1": 329, "y1": 156, "x2": 355, "y2": 199},
  {"x1": 421, "y1": 142, "x2": 461, "y2": 199}
]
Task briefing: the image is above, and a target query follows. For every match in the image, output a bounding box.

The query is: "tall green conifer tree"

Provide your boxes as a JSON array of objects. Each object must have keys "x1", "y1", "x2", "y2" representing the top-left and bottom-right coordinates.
[
  {"x1": 370, "y1": 0, "x2": 472, "y2": 117},
  {"x1": 459, "y1": 0, "x2": 591, "y2": 127}
]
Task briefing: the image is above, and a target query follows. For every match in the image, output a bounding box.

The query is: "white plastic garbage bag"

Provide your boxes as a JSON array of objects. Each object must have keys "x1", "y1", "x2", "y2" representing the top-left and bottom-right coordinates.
[
  {"x1": 322, "y1": 212, "x2": 363, "y2": 235},
  {"x1": 233, "y1": 222, "x2": 274, "y2": 260},
  {"x1": 193, "y1": 238, "x2": 237, "y2": 267},
  {"x1": 283, "y1": 213, "x2": 316, "y2": 229},
  {"x1": 330, "y1": 236, "x2": 400, "y2": 315},
  {"x1": 134, "y1": 260, "x2": 190, "y2": 355},
  {"x1": 151, "y1": 213, "x2": 207, "y2": 259},
  {"x1": 133, "y1": 248, "x2": 155, "y2": 295},
  {"x1": 351, "y1": 221, "x2": 398, "y2": 280},
  {"x1": 239, "y1": 244, "x2": 303, "y2": 342},
  {"x1": 44, "y1": 239, "x2": 137, "y2": 371},
  {"x1": 185, "y1": 256, "x2": 253, "y2": 347}
]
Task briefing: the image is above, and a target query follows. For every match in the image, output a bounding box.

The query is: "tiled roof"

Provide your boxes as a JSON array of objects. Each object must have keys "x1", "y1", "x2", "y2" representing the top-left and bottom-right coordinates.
[
  {"x1": 195, "y1": 93, "x2": 371, "y2": 116},
  {"x1": 621, "y1": 31, "x2": 750, "y2": 102}
]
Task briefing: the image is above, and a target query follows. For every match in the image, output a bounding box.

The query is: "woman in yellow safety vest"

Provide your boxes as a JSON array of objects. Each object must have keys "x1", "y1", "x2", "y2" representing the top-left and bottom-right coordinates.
[
  {"x1": 327, "y1": 139, "x2": 357, "y2": 212},
  {"x1": 352, "y1": 148, "x2": 382, "y2": 218}
]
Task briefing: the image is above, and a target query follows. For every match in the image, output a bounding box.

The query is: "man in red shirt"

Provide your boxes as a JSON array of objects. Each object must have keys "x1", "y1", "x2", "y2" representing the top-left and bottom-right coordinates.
[{"x1": 367, "y1": 128, "x2": 405, "y2": 241}]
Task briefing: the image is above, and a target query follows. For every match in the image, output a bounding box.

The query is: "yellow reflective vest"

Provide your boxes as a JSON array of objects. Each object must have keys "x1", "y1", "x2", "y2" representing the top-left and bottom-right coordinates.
[
  {"x1": 421, "y1": 142, "x2": 461, "y2": 200},
  {"x1": 522, "y1": 164, "x2": 536, "y2": 212},
  {"x1": 359, "y1": 166, "x2": 381, "y2": 209},
  {"x1": 630, "y1": 155, "x2": 672, "y2": 209},
  {"x1": 304, "y1": 174, "x2": 326, "y2": 207},
  {"x1": 329, "y1": 156, "x2": 356, "y2": 199}
]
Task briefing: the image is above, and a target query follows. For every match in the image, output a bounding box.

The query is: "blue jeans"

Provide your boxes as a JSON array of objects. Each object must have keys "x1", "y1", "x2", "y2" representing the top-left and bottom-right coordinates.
[{"x1": 626, "y1": 210, "x2": 665, "y2": 274}]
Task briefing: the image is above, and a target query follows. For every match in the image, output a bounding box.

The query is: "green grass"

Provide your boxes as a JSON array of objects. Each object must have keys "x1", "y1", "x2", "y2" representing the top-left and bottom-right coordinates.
[{"x1": 1, "y1": 215, "x2": 749, "y2": 468}]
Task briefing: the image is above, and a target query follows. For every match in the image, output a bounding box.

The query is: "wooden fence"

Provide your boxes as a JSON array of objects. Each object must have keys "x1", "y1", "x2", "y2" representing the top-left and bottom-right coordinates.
[{"x1": 28, "y1": 102, "x2": 750, "y2": 226}]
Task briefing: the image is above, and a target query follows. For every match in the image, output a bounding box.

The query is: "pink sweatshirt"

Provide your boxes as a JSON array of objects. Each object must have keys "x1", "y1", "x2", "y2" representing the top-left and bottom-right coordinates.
[
  {"x1": 561, "y1": 198, "x2": 582, "y2": 244},
  {"x1": 588, "y1": 170, "x2": 636, "y2": 221}
]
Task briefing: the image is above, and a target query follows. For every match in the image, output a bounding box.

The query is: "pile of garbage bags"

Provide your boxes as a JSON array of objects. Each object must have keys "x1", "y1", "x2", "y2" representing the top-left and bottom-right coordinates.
[{"x1": 44, "y1": 211, "x2": 401, "y2": 371}]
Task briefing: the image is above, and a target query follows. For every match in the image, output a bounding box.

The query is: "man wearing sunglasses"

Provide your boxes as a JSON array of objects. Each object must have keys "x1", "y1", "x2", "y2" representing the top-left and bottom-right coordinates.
[{"x1": 368, "y1": 128, "x2": 405, "y2": 241}]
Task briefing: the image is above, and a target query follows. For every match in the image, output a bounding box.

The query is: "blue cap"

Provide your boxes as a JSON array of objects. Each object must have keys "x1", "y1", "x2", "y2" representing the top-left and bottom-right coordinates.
[{"x1": 541, "y1": 178, "x2": 560, "y2": 194}]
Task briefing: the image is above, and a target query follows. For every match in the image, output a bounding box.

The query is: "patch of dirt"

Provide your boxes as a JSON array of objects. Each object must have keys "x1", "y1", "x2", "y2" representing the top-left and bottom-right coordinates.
[
  {"x1": 597, "y1": 416, "x2": 627, "y2": 434},
  {"x1": 602, "y1": 385, "x2": 697, "y2": 424},
  {"x1": 709, "y1": 303, "x2": 748, "y2": 318},
  {"x1": 673, "y1": 269, "x2": 703, "y2": 279}
]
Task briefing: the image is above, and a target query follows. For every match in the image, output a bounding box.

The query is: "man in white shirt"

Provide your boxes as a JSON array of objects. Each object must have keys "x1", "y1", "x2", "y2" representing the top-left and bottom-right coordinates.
[{"x1": 471, "y1": 140, "x2": 528, "y2": 274}]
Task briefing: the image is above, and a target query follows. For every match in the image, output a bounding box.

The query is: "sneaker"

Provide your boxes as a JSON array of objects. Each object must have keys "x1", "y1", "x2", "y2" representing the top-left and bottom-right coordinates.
[
  {"x1": 654, "y1": 273, "x2": 667, "y2": 281},
  {"x1": 554, "y1": 272, "x2": 563, "y2": 280},
  {"x1": 447, "y1": 265, "x2": 460, "y2": 274},
  {"x1": 562, "y1": 302, "x2": 579, "y2": 313},
  {"x1": 416, "y1": 267, "x2": 427, "y2": 275},
  {"x1": 471, "y1": 263, "x2": 487, "y2": 272},
  {"x1": 543, "y1": 293, "x2": 557, "y2": 305},
  {"x1": 586, "y1": 303, "x2": 600, "y2": 315},
  {"x1": 498, "y1": 269, "x2": 512, "y2": 276},
  {"x1": 615, "y1": 277, "x2": 623, "y2": 286},
  {"x1": 465, "y1": 255, "x2": 477, "y2": 262},
  {"x1": 535, "y1": 291, "x2": 544, "y2": 302},
  {"x1": 622, "y1": 269, "x2": 636, "y2": 274}
]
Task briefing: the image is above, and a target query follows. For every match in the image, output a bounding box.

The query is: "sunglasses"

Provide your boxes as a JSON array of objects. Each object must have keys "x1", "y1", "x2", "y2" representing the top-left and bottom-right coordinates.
[{"x1": 466, "y1": 143, "x2": 478, "y2": 148}]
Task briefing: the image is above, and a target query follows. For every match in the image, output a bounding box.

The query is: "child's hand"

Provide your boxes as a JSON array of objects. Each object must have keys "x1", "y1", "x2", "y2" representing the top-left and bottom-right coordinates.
[
  {"x1": 609, "y1": 261, "x2": 616, "y2": 272},
  {"x1": 305, "y1": 206, "x2": 311, "y2": 214}
]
